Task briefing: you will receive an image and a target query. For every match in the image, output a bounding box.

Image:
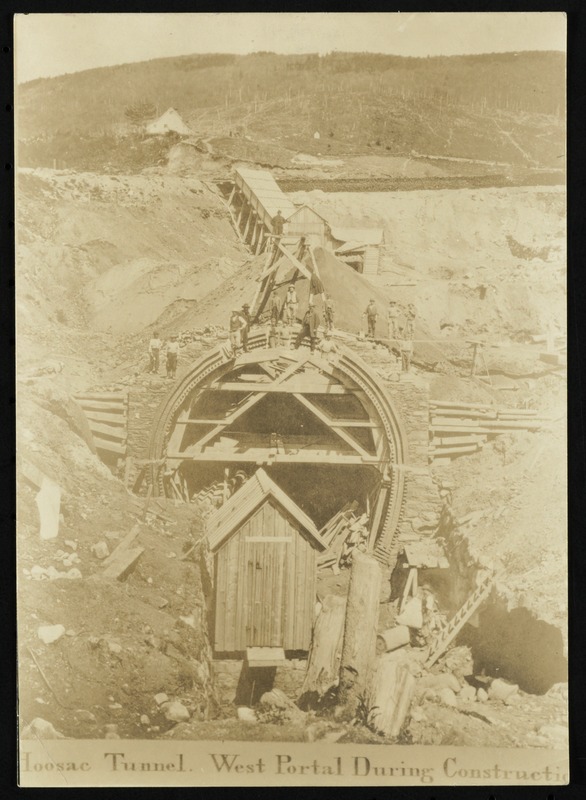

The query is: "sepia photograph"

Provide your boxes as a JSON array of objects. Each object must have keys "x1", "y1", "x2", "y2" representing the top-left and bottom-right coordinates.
[{"x1": 14, "y1": 11, "x2": 567, "y2": 787}]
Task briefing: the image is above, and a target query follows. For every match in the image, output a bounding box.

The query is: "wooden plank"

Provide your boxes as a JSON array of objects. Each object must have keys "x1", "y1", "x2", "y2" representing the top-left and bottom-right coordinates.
[
  {"x1": 76, "y1": 399, "x2": 127, "y2": 412},
  {"x1": 190, "y1": 391, "x2": 268, "y2": 452},
  {"x1": 432, "y1": 416, "x2": 481, "y2": 426},
  {"x1": 82, "y1": 409, "x2": 127, "y2": 425},
  {"x1": 431, "y1": 444, "x2": 480, "y2": 456},
  {"x1": 87, "y1": 421, "x2": 128, "y2": 440},
  {"x1": 73, "y1": 392, "x2": 127, "y2": 401},
  {"x1": 430, "y1": 400, "x2": 494, "y2": 410},
  {"x1": 93, "y1": 436, "x2": 126, "y2": 455},
  {"x1": 428, "y1": 408, "x2": 497, "y2": 419},
  {"x1": 167, "y1": 451, "x2": 376, "y2": 465}
]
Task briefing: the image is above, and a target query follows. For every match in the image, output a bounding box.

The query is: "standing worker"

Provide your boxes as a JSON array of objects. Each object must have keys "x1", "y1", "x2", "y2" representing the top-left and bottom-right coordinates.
[
  {"x1": 319, "y1": 330, "x2": 338, "y2": 359},
  {"x1": 387, "y1": 300, "x2": 399, "y2": 339},
  {"x1": 285, "y1": 284, "x2": 298, "y2": 325},
  {"x1": 364, "y1": 299, "x2": 378, "y2": 339},
  {"x1": 397, "y1": 328, "x2": 414, "y2": 373},
  {"x1": 240, "y1": 303, "x2": 251, "y2": 353},
  {"x1": 166, "y1": 335, "x2": 179, "y2": 379},
  {"x1": 272, "y1": 210, "x2": 285, "y2": 237},
  {"x1": 294, "y1": 301, "x2": 321, "y2": 354},
  {"x1": 324, "y1": 294, "x2": 335, "y2": 332},
  {"x1": 229, "y1": 308, "x2": 246, "y2": 356},
  {"x1": 148, "y1": 330, "x2": 162, "y2": 374}
]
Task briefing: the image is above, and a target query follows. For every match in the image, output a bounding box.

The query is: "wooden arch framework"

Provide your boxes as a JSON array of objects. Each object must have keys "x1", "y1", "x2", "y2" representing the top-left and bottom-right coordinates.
[{"x1": 147, "y1": 333, "x2": 409, "y2": 565}]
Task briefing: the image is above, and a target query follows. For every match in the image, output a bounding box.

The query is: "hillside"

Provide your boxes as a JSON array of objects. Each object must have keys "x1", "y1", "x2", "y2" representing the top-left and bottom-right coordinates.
[{"x1": 17, "y1": 50, "x2": 565, "y2": 171}]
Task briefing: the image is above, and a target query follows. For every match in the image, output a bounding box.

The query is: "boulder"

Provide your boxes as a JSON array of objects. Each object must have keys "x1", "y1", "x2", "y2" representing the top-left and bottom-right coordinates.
[
  {"x1": 477, "y1": 688, "x2": 489, "y2": 703},
  {"x1": 163, "y1": 701, "x2": 191, "y2": 723},
  {"x1": 237, "y1": 706, "x2": 258, "y2": 724},
  {"x1": 396, "y1": 598, "x2": 423, "y2": 629},
  {"x1": 21, "y1": 718, "x2": 65, "y2": 739},
  {"x1": 439, "y1": 687, "x2": 458, "y2": 707},
  {"x1": 488, "y1": 678, "x2": 519, "y2": 703},
  {"x1": 91, "y1": 541, "x2": 110, "y2": 560},
  {"x1": 459, "y1": 684, "x2": 477, "y2": 702},
  {"x1": 37, "y1": 624, "x2": 66, "y2": 644}
]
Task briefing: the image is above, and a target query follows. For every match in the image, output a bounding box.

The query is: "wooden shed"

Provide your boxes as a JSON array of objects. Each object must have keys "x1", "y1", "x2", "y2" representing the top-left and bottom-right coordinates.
[
  {"x1": 206, "y1": 469, "x2": 326, "y2": 658},
  {"x1": 285, "y1": 205, "x2": 330, "y2": 249},
  {"x1": 331, "y1": 226, "x2": 384, "y2": 276}
]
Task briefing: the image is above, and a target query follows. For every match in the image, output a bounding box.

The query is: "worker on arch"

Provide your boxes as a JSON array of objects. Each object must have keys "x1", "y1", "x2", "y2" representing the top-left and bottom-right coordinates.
[
  {"x1": 294, "y1": 301, "x2": 321, "y2": 354},
  {"x1": 364, "y1": 299, "x2": 378, "y2": 339},
  {"x1": 285, "y1": 283, "x2": 298, "y2": 325}
]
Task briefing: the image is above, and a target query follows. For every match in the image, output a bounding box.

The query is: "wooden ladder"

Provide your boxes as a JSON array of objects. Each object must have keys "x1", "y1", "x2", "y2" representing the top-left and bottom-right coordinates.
[{"x1": 424, "y1": 572, "x2": 495, "y2": 669}]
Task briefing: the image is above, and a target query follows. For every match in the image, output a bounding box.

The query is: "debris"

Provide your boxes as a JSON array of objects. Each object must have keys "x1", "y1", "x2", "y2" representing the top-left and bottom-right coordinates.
[
  {"x1": 376, "y1": 626, "x2": 410, "y2": 654},
  {"x1": 91, "y1": 541, "x2": 110, "y2": 560},
  {"x1": 301, "y1": 594, "x2": 346, "y2": 700},
  {"x1": 418, "y1": 673, "x2": 461, "y2": 694},
  {"x1": 140, "y1": 714, "x2": 150, "y2": 727},
  {"x1": 64, "y1": 540, "x2": 77, "y2": 551},
  {"x1": 107, "y1": 641, "x2": 122, "y2": 655},
  {"x1": 154, "y1": 693, "x2": 169, "y2": 706},
  {"x1": 37, "y1": 624, "x2": 66, "y2": 644},
  {"x1": 21, "y1": 718, "x2": 65, "y2": 740},
  {"x1": 237, "y1": 706, "x2": 258, "y2": 724},
  {"x1": 162, "y1": 700, "x2": 191, "y2": 723},
  {"x1": 477, "y1": 688, "x2": 489, "y2": 703},
  {"x1": 259, "y1": 689, "x2": 305, "y2": 723},
  {"x1": 98, "y1": 547, "x2": 144, "y2": 582}
]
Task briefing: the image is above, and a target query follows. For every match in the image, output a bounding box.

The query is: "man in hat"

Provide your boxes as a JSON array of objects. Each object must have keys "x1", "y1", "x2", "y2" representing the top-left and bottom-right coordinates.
[
  {"x1": 404, "y1": 303, "x2": 416, "y2": 338},
  {"x1": 285, "y1": 283, "x2": 298, "y2": 325},
  {"x1": 397, "y1": 327, "x2": 414, "y2": 373},
  {"x1": 269, "y1": 293, "x2": 281, "y2": 325},
  {"x1": 272, "y1": 209, "x2": 285, "y2": 237},
  {"x1": 387, "y1": 300, "x2": 399, "y2": 339},
  {"x1": 148, "y1": 330, "x2": 162, "y2": 374},
  {"x1": 229, "y1": 308, "x2": 246, "y2": 355},
  {"x1": 166, "y1": 335, "x2": 179, "y2": 379},
  {"x1": 324, "y1": 294, "x2": 335, "y2": 332},
  {"x1": 319, "y1": 330, "x2": 338, "y2": 359},
  {"x1": 294, "y1": 300, "x2": 321, "y2": 353},
  {"x1": 364, "y1": 299, "x2": 378, "y2": 339},
  {"x1": 240, "y1": 303, "x2": 251, "y2": 353}
]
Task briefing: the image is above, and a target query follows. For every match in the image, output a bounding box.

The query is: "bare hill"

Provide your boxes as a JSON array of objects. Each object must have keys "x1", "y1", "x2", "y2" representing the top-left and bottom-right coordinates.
[{"x1": 18, "y1": 51, "x2": 565, "y2": 170}]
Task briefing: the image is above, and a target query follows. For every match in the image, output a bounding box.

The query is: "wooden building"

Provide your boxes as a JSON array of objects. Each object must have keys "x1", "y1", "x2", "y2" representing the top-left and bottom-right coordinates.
[
  {"x1": 284, "y1": 204, "x2": 330, "y2": 249},
  {"x1": 331, "y1": 226, "x2": 384, "y2": 276},
  {"x1": 206, "y1": 468, "x2": 326, "y2": 658},
  {"x1": 230, "y1": 168, "x2": 297, "y2": 254}
]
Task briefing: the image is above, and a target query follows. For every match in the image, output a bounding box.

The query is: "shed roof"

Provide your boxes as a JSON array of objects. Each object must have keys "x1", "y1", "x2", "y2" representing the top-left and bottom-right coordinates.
[
  {"x1": 206, "y1": 468, "x2": 326, "y2": 552},
  {"x1": 331, "y1": 226, "x2": 384, "y2": 247},
  {"x1": 146, "y1": 108, "x2": 191, "y2": 135},
  {"x1": 234, "y1": 167, "x2": 296, "y2": 220},
  {"x1": 286, "y1": 204, "x2": 330, "y2": 224}
]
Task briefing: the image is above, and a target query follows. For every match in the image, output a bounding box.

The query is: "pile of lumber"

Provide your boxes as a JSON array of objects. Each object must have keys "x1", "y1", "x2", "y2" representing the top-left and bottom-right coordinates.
[
  {"x1": 429, "y1": 400, "x2": 550, "y2": 464},
  {"x1": 72, "y1": 392, "x2": 128, "y2": 457},
  {"x1": 193, "y1": 480, "x2": 228, "y2": 509},
  {"x1": 317, "y1": 503, "x2": 371, "y2": 573}
]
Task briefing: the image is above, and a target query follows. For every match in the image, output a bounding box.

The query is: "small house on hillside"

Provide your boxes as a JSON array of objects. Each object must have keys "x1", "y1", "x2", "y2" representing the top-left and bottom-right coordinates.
[
  {"x1": 146, "y1": 108, "x2": 191, "y2": 136},
  {"x1": 330, "y1": 226, "x2": 385, "y2": 276},
  {"x1": 206, "y1": 468, "x2": 326, "y2": 660},
  {"x1": 285, "y1": 205, "x2": 331, "y2": 249}
]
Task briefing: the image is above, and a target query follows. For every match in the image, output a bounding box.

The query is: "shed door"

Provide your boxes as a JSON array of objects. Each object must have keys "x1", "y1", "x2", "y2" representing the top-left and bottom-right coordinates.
[{"x1": 240, "y1": 502, "x2": 292, "y2": 648}]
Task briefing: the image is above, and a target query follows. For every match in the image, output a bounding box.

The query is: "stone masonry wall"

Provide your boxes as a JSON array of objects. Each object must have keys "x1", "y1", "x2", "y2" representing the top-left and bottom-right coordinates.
[{"x1": 212, "y1": 658, "x2": 307, "y2": 707}]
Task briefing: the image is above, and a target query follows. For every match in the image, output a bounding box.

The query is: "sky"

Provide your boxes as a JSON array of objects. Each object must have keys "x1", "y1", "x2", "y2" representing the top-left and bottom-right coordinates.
[{"x1": 15, "y1": 12, "x2": 566, "y2": 84}]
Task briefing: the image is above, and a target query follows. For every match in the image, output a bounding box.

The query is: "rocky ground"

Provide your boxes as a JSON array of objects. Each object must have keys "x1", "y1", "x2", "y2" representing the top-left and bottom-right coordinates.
[{"x1": 17, "y1": 158, "x2": 567, "y2": 747}]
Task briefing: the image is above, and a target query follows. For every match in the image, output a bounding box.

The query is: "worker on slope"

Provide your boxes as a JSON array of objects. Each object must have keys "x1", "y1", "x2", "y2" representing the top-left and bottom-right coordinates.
[
  {"x1": 285, "y1": 283, "x2": 298, "y2": 325},
  {"x1": 404, "y1": 303, "x2": 416, "y2": 339},
  {"x1": 148, "y1": 330, "x2": 162, "y2": 374},
  {"x1": 387, "y1": 300, "x2": 399, "y2": 339},
  {"x1": 240, "y1": 303, "x2": 251, "y2": 353},
  {"x1": 397, "y1": 326, "x2": 414, "y2": 373},
  {"x1": 166, "y1": 335, "x2": 179, "y2": 379},
  {"x1": 272, "y1": 209, "x2": 285, "y2": 237},
  {"x1": 294, "y1": 301, "x2": 321, "y2": 354},
  {"x1": 324, "y1": 294, "x2": 335, "y2": 332},
  {"x1": 229, "y1": 308, "x2": 247, "y2": 356},
  {"x1": 364, "y1": 299, "x2": 378, "y2": 339}
]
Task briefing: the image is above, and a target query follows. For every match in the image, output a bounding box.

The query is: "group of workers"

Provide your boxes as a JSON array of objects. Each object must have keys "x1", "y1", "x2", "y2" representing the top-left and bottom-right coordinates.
[
  {"x1": 148, "y1": 331, "x2": 179, "y2": 378},
  {"x1": 363, "y1": 298, "x2": 416, "y2": 372}
]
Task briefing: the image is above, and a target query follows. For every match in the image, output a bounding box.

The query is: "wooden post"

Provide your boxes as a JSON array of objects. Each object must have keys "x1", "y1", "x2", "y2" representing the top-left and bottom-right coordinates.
[
  {"x1": 338, "y1": 552, "x2": 381, "y2": 717},
  {"x1": 368, "y1": 658, "x2": 415, "y2": 738},
  {"x1": 300, "y1": 595, "x2": 346, "y2": 700}
]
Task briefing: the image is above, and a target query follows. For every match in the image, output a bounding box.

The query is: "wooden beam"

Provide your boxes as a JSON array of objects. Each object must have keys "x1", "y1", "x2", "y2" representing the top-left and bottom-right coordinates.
[
  {"x1": 166, "y1": 451, "x2": 381, "y2": 465},
  {"x1": 209, "y1": 380, "x2": 351, "y2": 394},
  {"x1": 81, "y1": 409, "x2": 126, "y2": 425},
  {"x1": 189, "y1": 390, "x2": 268, "y2": 452},
  {"x1": 277, "y1": 242, "x2": 313, "y2": 279},
  {"x1": 87, "y1": 421, "x2": 128, "y2": 440},
  {"x1": 93, "y1": 436, "x2": 126, "y2": 455},
  {"x1": 293, "y1": 393, "x2": 372, "y2": 459}
]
